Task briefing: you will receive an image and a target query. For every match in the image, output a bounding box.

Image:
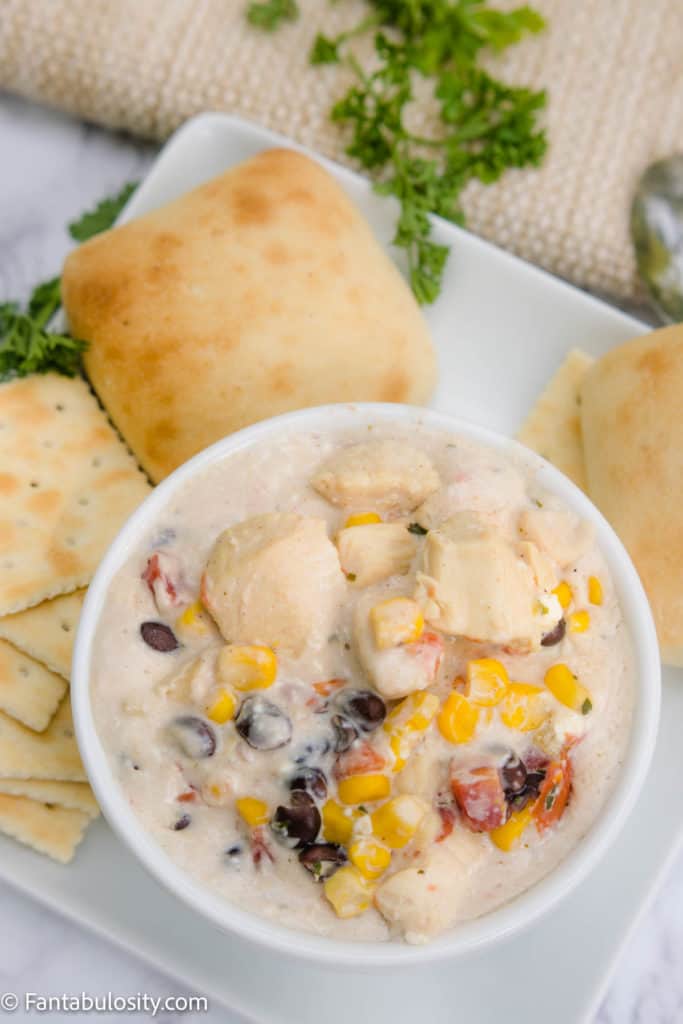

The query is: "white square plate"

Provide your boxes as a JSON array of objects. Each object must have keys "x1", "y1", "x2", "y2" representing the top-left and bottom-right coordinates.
[{"x1": 2, "y1": 112, "x2": 681, "y2": 1024}]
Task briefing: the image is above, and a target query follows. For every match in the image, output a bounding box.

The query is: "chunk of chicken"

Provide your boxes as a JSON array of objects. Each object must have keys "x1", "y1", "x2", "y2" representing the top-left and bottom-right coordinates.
[
  {"x1": 354, "y1": 591, "x2": 444, "y2": 699},
  {"x1": 518, "y1": 498, "x2": 594, "y2": 568},
  {"x1": 414, "y1": 511, "x2": 561, "y2": 651},
  {"x1": 201, "y1": 513, "x2": 344, "y2": 657},
  {"x1": 311, "y1": 441, "x2": 440, "y2": 514},
  {"x1": 336, "y1": 523, "x2": 418, "y2": 587},
  {"x1": 414, "y1": 459, "x2": 526, "y2": 531},
  {"x1": 158, "y1": 648, "x2": 217, "y2": 703},
  {"x1": 375, "y1": 836, "x2": 483, "y2": 943}
]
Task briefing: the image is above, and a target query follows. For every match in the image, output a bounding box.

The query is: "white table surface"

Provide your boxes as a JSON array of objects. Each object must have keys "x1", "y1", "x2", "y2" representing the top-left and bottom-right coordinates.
[{"x1": 0, "y1": 92, "x2": 681, "y2": 1024}]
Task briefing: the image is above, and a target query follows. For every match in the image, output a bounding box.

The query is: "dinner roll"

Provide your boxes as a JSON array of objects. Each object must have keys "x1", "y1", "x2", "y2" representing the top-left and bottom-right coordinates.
[
  {"x1": 580, "y1": 323, "x2": 683, "y2": 665},
  {"x1": 62, "y1": 148, "x2": 436, "y2": 481}
]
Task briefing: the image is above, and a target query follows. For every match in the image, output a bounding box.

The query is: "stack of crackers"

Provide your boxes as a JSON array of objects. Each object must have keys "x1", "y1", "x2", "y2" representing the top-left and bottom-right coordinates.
[{"x1": 0, "y1": 373, "x2": 150, "y2": 862}]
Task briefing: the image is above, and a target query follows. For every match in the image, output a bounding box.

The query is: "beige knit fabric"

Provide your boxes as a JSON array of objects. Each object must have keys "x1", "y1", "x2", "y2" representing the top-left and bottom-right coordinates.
[{"x1": 1, "y1": 0, "x2": 682, "y2": 299}]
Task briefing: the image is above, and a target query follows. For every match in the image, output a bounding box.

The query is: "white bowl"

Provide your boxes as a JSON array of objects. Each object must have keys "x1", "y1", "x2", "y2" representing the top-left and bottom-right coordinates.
[{"x1": 71, "y1": 403, "x2": 661, "y2": 969}]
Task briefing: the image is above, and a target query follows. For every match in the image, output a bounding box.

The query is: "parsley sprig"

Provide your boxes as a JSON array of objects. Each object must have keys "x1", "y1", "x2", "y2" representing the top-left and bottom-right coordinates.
[
  {"x1": 250, "y1": 0, "x2": 547, "y2": 303},
  {"x1": 0, "y1": 181, "x2": 137, "y2": 380},
  {"x1": 68, "y1": 181, "x2": 138, "y2": 242}
]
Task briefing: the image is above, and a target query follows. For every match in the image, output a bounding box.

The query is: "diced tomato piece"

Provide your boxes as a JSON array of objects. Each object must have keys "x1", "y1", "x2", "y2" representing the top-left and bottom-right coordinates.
[
  {"x1": 313, "y1": 678, "x2": 347, "y2": 697},
  {"x1": 435, "y1": 803, "x2": 456, "y2": 842},
  {"x1": 142, "y1": 552, "x2": 184, "y2": 612},
  {"x1": 405, "y1": 630, "x2": 444, "y2": 681},
  {"x1": 533, "y1": 748, "x2": 573, "y2": 834},
  {"x1": 250, "y1": 826, "x2": 274, "y2": 867},
  {"x1": 450, "y1": 763, "x2": 508, "y2": 832},
  {"x1": 177, "y1": 789, "x2": 197, "y2": 803},
  {"x1": 334, "y1": 740, "x2": 386, "y2": 780}
]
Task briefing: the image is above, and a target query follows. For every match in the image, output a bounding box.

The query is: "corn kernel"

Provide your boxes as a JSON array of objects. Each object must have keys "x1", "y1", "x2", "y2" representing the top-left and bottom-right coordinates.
[
  {"x1": 371, "y1": 794, "x2": 426, "y2": 849},
  {"x1": 383, "y1": 691, "x2": 440, "y2": 771},
  {"x1": 588, "y1": 576, "x2": 603, "y2": 606},
  {"x1": 348, "y1": 837, "x2": 392, "y2": 880},
  {"x1": 236, "y1": 797, "x2": 269, "y2": 827},
  {"x1": 175, "y1": 600, "x2": 212, "y2": 638},
  {"x1": 206, "y1": 688, "x2": 237, "y2": 724},
  {"x1": 370, "y1": 597, "x2": 424, "y2": 650},
  {"x1": 553, "y1": 581, "x2": 573, "y2": 610},
  {"x1": 465, "y1": 658, "x2": 509, "y2": 706},
  {"x1": 500, "y1": 682, "x2": 547, "y2": 732},
  {"x1": 216, "y1": 644, "x2": 277, "y2": 691},
  {"x1": 337, "y1": 773, "x2": 391, "y2": 806},
  {"x1": 438, "y1": 691, "x2": 479, "y2": 744},
  {"x1": 344, "y1": 512, "x2": 382, "y2": 527},
  {"x1": 545, "y1": 663, "x2": 593, "y2": 715},
  {"x1": 490, "y1": 806, "x2": 534, "y2": 851},
  {"x1": 323, "y1": 865, "x2": 374, "y2": 919},
  {"x1": 322, "y1": 800, "x2": 359, "y2": 845},
  {"x1": 568, "y1": 610, "x2": 590, "y2": 633}
]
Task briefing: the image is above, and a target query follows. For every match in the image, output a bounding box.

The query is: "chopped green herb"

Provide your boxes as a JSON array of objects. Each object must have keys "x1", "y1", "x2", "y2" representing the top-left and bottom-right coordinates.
[
  {"x1": 68, "y1": 181, "x2": 138, "y2": 242},
  {"x1": 247, "y1": 0, "x2": 298, "y2": 30},
  {"x1": 0, "y1": 303, "x2": 87, "y2": 380},
  {"x1": 581, "y1": 698, "x2": 592, "y2": 715},
  {"x1": 545, "y1": 784, "x2": 559, "y2": 812},
  {"x1": 346, "y1": 572, "x2": 357, "y2": 581},
  {"x1": 358, "y1": 805, "x2": 369, "y2": 814},
  {"x1": 407, "y1": 522, "x2": 428, "y2": 535},
  {"x1": 246, "y1": 0, "x2": 547, "y2": 304}
]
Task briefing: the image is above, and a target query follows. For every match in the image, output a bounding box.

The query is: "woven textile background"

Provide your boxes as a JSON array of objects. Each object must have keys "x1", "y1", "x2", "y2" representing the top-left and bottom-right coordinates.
[{"x1": 1, "y1": 0, "x2": 682, "y2": 300}]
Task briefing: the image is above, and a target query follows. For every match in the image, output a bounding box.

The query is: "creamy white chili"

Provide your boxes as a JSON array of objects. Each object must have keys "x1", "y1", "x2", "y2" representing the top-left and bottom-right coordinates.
[{"x1": 92, "y1": 423, "x2": 634, "y2": 944}]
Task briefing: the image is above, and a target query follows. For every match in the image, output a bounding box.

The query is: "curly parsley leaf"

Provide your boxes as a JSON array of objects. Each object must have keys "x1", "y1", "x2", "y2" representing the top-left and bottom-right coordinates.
[
  {"x1": 0, "y1": 303, "x2": 87, "y2": 380},
  {"x1": 247, "y1": 0, "x2": 299, "y2": 31},
  {"x1": 247, "y1": 0, "x2": 548, "y2": 304},
  {"x1": 26, "y1": 276, "x2": 62, "y2": 326},
  {"x1": 68, "y1": 181, "x2": 138, "y2": 242}
]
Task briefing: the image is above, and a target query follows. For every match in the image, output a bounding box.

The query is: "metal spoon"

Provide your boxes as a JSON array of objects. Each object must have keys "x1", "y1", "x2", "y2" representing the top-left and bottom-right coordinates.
[{"x1": 631, "y1": 155, "x2": 683, "y2": 323}]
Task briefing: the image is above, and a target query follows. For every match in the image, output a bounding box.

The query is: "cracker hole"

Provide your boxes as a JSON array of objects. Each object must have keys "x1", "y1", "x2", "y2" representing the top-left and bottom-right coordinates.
[
  {"x1": 1, "y1": 559, "x2": 14, "y2": 569},
  {"x1": 78, "y1": 497, "x2": 90, "y2": 507},
  {"x1": 91, "y1": 457, "x2": 102, "y2": 468},
  {"x1": 42, "y1": 439, "x2": 54, "y2": 449},
  {"x1": 18, "y1": 666, "x2": 29, "y2": 678},
  {"x1": 65, "y1": 536, "x2": 77, "y2": 548},
  {"x1": 55, "y1": 403, "x2": 65, "y2": 412},
  {"x1": 29, "y1": 481, "x2": 39, "y2": 488},
  {"x1": 61, "y1": 622, "x2": 72, "y2": 633}
]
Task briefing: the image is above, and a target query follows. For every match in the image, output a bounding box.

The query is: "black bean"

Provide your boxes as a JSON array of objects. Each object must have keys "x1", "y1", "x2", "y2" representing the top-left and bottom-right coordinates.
[
  {"x1": 541, "y1": 618, "x2": 566, "y2": 647},
  {"x1": 500, "y1": 752, "x2": 527, "y2": 796},
  {"x1": 331, "y1": 714, "x2": 359, "y2": 753},
  {"x1": 271, "y1": 793, "x2": 321, "y2": 849},
  {"x1": 508, "y1": 790, "x2": 534, "y2": 812},
  {"x1": 288, "y1": 766, "x2": 328, "y2": 801},
  {"x1": 172, "y1": 814, "x2": 191, "y2": 831},
  {"x1": 336, "y1": 689, "x2": 386, "y2": 732},
  {"x1": 141, "y1": 620, "x2": 179, "y2": 652},
  {"x1": 167, "y1": 715, "x2": 217, "y2": 759},
  {"x1": 235, "y1": 696, "x2": 292, "y2": 751},
  {"x1": 299, "y1": 843, "x2": 347, "y2": 881},
  {"x1": 524, "y1": 769, "x2": 547, "y2": 796}
]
